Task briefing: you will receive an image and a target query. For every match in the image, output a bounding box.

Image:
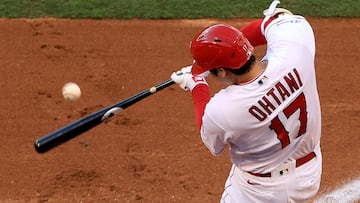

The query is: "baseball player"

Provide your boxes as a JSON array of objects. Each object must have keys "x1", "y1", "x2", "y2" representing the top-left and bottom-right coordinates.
[{"x1": 171, "y1": 1, "x2": 322, "y2": 202}]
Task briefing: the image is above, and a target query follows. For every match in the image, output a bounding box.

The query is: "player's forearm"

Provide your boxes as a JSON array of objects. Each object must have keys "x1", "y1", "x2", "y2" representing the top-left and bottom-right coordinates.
[
  {"x1": 240, "y1": 19, "x2": 266, "y2": 47},
  {"x1": 191, "y1": 84, "x2": 211, "y2": 129},
  {"x1": 239, "y1": 17, "x2": 276, "y2": 47}
]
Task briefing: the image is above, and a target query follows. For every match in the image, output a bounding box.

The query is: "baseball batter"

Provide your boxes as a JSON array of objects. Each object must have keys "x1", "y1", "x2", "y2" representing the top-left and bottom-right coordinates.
[{"x1": 171, "y1": 1, "x2": 322, "y2": 202}]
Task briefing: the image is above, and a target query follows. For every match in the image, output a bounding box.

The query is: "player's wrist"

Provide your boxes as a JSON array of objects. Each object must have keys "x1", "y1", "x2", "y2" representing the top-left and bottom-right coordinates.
[{"x1": 187, "y1": 76, "x2": 208, "y2": 91}]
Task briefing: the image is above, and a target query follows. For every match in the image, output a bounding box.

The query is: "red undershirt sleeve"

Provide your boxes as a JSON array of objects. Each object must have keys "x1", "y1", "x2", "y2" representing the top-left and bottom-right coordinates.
[
  {"x1": 239, "y1": 17, "x2": 276, "y2": 47},
  {"x1": 239, "y1": 19, "x2": 266, "y2": 47},
  {"x1": 191, "y1": 84, "x2": 211, "y2": 129}
]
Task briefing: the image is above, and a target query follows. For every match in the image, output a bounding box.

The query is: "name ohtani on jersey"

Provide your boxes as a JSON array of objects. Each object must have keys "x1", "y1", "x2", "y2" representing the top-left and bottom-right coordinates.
[{"x1": 249, "y1": 68, "x2": 303, "y2": 121}]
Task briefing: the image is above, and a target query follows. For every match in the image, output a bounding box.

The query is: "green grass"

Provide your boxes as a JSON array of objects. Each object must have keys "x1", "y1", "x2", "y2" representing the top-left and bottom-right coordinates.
[{"x1": 0, "y1": 0, "x2": 358, "y2": 18}]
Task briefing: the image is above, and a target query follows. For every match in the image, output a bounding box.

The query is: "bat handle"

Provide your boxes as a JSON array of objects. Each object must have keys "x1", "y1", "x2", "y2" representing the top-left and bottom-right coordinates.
[{"x1": 153, "y1": 79, "x2": 175, "y2": 91}]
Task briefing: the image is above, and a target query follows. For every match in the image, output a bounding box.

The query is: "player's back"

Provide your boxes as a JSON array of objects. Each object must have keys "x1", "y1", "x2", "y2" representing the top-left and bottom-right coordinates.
[{"x1": 203, "y1": 14, "x2": 321, "y2": 173}]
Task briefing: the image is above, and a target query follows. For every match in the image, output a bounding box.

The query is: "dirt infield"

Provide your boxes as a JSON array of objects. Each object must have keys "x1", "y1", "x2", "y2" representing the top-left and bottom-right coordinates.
[{"x1": 0, "y1": 18, "x2": 359, "y2": 202}]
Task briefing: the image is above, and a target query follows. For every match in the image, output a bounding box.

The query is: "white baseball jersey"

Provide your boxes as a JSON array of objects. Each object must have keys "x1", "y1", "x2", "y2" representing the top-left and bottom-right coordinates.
[{"x1": 200, "y1": 14, "x2": 321, "y2": 174}]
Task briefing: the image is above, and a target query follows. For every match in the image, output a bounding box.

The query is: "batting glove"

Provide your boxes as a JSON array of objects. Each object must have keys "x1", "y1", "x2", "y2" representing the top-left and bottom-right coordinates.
[{"x1": 171, "y1": 65, "x2": 208, "y2": 91}]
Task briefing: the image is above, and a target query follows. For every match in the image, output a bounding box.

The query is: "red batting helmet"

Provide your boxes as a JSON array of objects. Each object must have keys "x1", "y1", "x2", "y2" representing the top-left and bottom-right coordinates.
[{"x1": 190, "y1": 24, "x2": 254, "y2": 75}]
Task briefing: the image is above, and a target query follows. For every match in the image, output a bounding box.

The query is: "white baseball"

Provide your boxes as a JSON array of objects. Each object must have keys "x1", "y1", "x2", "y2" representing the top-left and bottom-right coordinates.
[
  {"x1": 149, "y1": 86, "x2": 157, "y2": 93},
  {"x1": 62, "y1": 82, "x2": 81, "y2": 101}
]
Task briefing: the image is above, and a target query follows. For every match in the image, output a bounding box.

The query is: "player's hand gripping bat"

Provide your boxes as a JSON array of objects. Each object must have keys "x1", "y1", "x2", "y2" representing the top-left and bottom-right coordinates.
[{"x1": 34, "y1": 79, "x2": 175, "y2": 153}]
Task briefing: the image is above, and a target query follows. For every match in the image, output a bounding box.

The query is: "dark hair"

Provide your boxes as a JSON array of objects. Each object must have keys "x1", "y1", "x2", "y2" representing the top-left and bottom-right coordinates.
[{"x1": 210, "y1": 55, "x2": 256, "y2": 76}]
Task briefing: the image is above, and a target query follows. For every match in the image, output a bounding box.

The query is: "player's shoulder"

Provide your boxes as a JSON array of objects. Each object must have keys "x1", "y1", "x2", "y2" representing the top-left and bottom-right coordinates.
[
  {"x1": 206, "y1": 88, "x2": 236, "y2": 112},
  {"x1": 264, "y1": 14, "x2": 308, "y2": 36},
  {"x1": 207, "y1": 86, "x2": 253, "y2": 114}
]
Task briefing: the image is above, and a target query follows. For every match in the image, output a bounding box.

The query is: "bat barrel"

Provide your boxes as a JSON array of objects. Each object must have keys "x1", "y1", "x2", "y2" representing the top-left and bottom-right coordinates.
[{"x1": 34, "y1": 110, "x2": 105, "y2": 153}]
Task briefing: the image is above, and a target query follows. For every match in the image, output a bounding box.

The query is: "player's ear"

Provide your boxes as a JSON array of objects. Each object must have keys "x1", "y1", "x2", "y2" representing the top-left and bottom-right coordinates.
[{"x1": 217, "y1": 68, "x2": 227, "y2": 78}]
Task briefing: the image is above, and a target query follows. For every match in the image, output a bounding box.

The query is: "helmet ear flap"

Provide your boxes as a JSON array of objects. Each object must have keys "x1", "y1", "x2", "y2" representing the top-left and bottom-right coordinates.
[{"x1": 190, "y1": 24, "x2": 254, "y2": 75}]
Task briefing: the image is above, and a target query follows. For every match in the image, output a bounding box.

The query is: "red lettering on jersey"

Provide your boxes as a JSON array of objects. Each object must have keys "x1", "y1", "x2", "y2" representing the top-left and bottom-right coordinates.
[
  {"x1": 283, "y1": 92, "x2": 307, "y2": 137},
  {"x1": 269, "y1": 93, "x2": 308, "y2": 148},
  {"x1": 258, "y1": 96, "x2": 276, "y2": 115},
  {"x1": 248, "y1": 69, "x2": 303, "y2": 121},
  {"x1": 275, "y1": 82, "x2": 290, "y2": 101},
  {"x1": 270, "y1": 116, "x2": 290, "y2": 148},
  {"x1": 266, "y1": 88, "x2": 281, "y2": 105},
  {"x1": 249, "y1": 106, "x2": 267, "y2": 121},
  {"x1": 284, "y1": 71, "x2": 300, "y2": 93},
  {"x1": 293, "y1": 68, "x2": 303, "y2": 87}
]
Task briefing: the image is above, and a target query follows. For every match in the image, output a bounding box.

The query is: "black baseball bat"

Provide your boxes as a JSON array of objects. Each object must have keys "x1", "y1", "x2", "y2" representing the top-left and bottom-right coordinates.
[{"x1": 34, "y1": 79, "x2": 175, "y2": 153}]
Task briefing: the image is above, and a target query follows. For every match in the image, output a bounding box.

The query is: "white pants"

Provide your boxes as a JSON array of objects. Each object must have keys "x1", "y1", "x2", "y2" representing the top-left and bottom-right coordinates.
[{"x1": 220, "y1": 152, "x2": 322, "y2": 203}]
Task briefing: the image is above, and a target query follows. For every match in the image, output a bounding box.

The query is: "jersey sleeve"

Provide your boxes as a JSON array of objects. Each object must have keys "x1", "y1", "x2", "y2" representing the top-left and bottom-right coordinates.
[
  {"x1": 200, "y1": 113, "x2": 228, "y2": 156},
  {"x1": 261, "y1": 15, "x2": 316, "y2": 62}
]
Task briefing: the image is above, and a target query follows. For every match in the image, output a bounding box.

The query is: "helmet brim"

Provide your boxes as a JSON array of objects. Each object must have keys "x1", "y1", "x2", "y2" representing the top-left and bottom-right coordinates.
[{"x1": 191, "y1": 63, "x2": 206, "y2": 75}]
